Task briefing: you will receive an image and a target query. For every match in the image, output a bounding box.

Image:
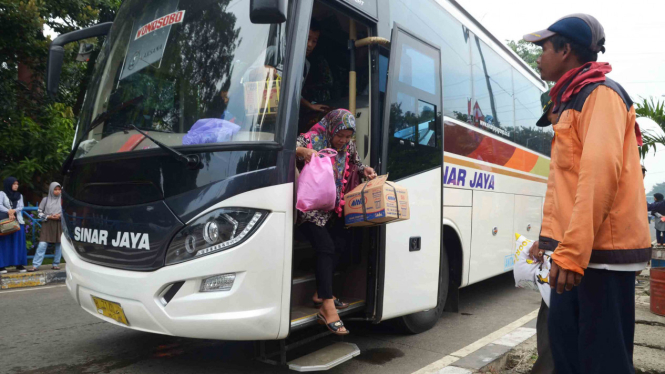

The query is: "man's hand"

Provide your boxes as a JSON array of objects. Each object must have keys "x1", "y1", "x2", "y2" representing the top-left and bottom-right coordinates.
[
  {"x1": 528, "y1": 240, "x2": 543, "y2": 262},
  {"x1": 310, "y1": 103, "x2": 330, "y2": 113},
  {"x1": 549, "y1": 260, "x2": 583, "y2": 294}
]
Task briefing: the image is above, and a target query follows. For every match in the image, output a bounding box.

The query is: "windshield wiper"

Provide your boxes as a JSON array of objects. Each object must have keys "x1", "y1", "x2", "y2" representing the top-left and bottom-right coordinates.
[
  {"x1": 62, "y1": 95, "x2": 145, "y2": 174},
  {"x1": 88, "y1": 95, "x2": 146, "y2": 136},
  {"x1": 125, "y1": 123, "x2": 201, "y2": 169}
]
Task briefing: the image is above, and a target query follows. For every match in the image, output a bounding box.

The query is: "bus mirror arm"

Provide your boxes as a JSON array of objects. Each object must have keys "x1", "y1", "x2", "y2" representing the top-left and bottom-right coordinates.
[
  {"x1": 127, "y1": 124, "x2": 202, "y2": 170},
  {"x1": 47, "y1": 22, "x2": 113, "y2": 99}
]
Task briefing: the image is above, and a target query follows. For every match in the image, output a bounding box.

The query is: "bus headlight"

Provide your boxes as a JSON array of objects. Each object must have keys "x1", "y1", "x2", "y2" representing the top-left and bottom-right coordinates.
[{"x1": 165, "y1": 208, "x2": 268, "y2": 265}]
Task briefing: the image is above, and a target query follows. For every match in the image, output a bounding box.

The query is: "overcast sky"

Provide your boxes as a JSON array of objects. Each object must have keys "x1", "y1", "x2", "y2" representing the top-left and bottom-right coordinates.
[{"x1": 456, "y1": 0, "x2": 665, "y2": 193}]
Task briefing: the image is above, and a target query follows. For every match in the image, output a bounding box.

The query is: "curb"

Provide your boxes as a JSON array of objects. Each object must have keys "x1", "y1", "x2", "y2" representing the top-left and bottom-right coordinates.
[
  {"x1": 438, "y1": 324, "x2": 537, "y2": 373},
  {"x1": 413, "y1": 309, "x2": 539, "y2": 374},
  {"x1": 1, "y1": 269, "x2": 66, "y2": 290}
]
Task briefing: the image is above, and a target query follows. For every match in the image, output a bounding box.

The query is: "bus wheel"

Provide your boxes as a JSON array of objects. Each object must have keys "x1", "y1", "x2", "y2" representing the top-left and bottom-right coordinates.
[{"x1": 397, "y1": 243, "x2": 449, "y2": 334}]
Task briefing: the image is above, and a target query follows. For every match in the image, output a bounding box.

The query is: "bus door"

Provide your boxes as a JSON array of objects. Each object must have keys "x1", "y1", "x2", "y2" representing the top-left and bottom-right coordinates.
[{"x1": 378, "y1": 25, "x2": 443, "y2": 321}]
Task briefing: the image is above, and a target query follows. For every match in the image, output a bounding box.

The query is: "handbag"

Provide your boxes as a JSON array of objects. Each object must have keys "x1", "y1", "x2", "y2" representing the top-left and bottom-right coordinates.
[
  {"x1": 344, "y1": 162, "x2": 362, "y2": 194},
  {"x1": 0, "y1": 218, "x2": 20, "y2": 236},
  {"x1": 296, "y1": 149, "x2": 338, "y2": 212}
]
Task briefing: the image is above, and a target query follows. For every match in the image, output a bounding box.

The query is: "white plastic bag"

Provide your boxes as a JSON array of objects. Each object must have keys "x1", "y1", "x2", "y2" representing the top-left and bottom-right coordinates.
[{"x1": 513, "y1": 233, "x2": 552, "y2": 307}]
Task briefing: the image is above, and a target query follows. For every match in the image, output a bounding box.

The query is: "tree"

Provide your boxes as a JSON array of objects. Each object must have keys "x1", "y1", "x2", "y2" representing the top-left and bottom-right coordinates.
[
  {"x1": 647, "y1": 181, "x2": 665, "y2": 197},
  {"x1": 506, "y1": 39, "x2": 554, "y2": 88},
  {"x1": 0, "y1": 0, "x2": 120, "y2": 200},
  {"x1": 636, "y1": 97, "x2": 665, "y2": 159}
]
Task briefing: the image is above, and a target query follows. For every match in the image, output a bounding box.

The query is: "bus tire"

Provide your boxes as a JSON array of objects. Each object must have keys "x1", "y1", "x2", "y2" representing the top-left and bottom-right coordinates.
[{"x1": 397, "y1": 243, "x2": 449, "y2": 334}]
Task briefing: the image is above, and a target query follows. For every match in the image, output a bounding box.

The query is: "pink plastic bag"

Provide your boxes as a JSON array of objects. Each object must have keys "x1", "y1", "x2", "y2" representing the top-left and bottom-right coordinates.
[{"x1": 296, "y1": 149, "x2": 337, "y2": 212}]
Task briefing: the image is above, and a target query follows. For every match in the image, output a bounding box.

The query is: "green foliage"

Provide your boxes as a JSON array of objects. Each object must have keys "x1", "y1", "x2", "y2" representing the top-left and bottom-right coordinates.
[
  {"x1": 506, "y1": 39, "x2": 554, "y2": 88},
  {"x1": 507, "y1": 39, "x2": 540, "y2": 71},
  {"x1": 0, "y1": 103, "x2": 75, "y2": 189},
  {"x1": 0, "y1": 0, "x2": 120, "y2": 196},
  {"x1": 636, "y1": 97, "x2": 665, "y2": 159}
]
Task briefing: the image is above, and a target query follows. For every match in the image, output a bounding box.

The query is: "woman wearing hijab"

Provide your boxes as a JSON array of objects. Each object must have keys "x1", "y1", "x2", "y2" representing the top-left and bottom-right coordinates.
[
  {"x1": 295, "y1": 109, "x2": 377, "y2": 335},
  {"x1": 29, "y1": 182, "x2": 63, "y2": 271},
  {"x1": 0, "y1": 177, "x2": 27, "y2": 273}
]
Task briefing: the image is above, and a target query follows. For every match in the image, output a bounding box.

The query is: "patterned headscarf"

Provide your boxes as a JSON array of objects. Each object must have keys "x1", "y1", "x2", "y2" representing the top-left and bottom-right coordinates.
[{"x1": 304, "y1": 109, "x2": 356, "y2": 214}]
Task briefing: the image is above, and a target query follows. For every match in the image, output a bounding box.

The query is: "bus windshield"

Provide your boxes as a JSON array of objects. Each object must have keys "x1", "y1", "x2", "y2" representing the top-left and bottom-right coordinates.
[{"x1": 75, "y1": 0, "x2": 286, "y2": 159}]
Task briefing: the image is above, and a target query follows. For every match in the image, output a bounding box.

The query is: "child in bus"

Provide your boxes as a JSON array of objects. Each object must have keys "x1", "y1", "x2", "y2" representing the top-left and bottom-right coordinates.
[
  {"x1": 296, "y1": 109, "x2": 376, "y2": 335},
  {"x1": 29, "y1": 182, "x2": 63, "y2": 271}
]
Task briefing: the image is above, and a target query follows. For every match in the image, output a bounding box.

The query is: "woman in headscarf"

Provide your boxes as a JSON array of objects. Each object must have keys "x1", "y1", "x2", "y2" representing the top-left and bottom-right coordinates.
[
  {"x1": 29, "y1": 182, "x2": 63, "y2": 271},
  {"x1": 0, "y1": 177, "x2": 27, "y2": 273},
  {"x1": 295, "y1": 109, "x2": 377, "y2": 335}
]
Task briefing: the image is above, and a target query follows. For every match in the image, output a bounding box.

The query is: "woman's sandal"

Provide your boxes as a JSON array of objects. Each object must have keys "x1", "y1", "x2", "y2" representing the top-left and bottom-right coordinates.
[
  {"x1": 27, "y1": 268, "x2": 38, "y2": 272},
  {"x1": 313, "y1": 298, "x2": 350, "y2": 310},
  {"x1": 317, "y1": 313, "x2": 349, "y2": 335},
  {"x1": 51, "y1": 266, "x2": 60, "y2": 270}
]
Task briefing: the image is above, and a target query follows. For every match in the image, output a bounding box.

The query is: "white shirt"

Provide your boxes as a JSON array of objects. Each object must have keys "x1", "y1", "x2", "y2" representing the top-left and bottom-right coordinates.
[{"x1": 545, "y1": 251, "x2": 647, "y2": 271}]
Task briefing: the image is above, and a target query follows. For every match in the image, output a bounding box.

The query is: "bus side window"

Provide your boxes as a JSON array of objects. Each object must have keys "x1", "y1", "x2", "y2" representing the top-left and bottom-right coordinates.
[
  {"x1": 385, "y1": 32, "x2": 442, "y2": 181},
  {"x1": 514, "y1": 71, "x2": 553, "y2": 156}
]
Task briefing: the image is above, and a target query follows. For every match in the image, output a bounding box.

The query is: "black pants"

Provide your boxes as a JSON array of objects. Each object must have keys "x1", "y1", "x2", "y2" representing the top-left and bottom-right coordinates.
[
  {"x1": 532, "y1": 299, "x2": 556, "y2": 374},
  {"x1": 548, "y1": 268, "x2": 636, "y2": 374},
  {"x1": 657, "y1": 230, "x2": 665, "y2": 244},
  {"x1": 299, "y1": 218, "x2": 349, "y2": 300}
]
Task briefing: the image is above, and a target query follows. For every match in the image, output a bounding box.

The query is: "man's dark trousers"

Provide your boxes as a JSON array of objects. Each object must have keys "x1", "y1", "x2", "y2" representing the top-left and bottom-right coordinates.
[
  {"x1": 531, "y1": 300, "x2": 555, "y2": 374},
  {"x1": 548, "y1": 268, "x2": 636, "y2": 374}
]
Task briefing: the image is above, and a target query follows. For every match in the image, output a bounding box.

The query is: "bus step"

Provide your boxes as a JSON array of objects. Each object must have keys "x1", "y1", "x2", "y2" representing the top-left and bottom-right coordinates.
[{"x1": 287, "y1": 342, "x2": 360, "y2": 372}]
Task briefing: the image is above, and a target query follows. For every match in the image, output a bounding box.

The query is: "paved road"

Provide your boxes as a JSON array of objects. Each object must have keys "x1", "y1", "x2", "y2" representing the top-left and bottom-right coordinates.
[{"x1": 0, "y1": 273, "x2": 540, "y2": 374}]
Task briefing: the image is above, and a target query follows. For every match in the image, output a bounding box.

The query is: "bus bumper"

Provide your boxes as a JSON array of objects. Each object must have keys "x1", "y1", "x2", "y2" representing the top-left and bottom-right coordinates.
[{"x1": 62, "y1": 213, "x2": 289, "y2": 341}]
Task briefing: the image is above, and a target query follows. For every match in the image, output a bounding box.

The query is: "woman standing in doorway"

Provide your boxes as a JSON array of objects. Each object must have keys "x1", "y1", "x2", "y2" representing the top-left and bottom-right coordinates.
[
  {"x1": 296, "y1": 109, "x2": 377, "y2": 335},
  {"x1": 0, "y1": 177, "x2": 28, "y2": 273},
  {"x1": 29, "y1": 182, "x2": 63, "y2": 271}
]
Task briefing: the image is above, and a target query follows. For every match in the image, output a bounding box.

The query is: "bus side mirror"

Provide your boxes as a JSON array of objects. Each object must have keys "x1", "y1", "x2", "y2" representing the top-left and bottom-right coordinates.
[
  {"x1": 47, "y1": 22, "x2": 113, "y2": 99},
  {"x1": 249, "y1": 0, "x2": 287, "y2": 24}
]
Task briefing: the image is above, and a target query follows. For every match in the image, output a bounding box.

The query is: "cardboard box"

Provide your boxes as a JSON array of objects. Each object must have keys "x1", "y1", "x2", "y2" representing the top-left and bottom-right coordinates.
[{"x1": 344, "y1": 175, "x2": 410, "y2": 227}]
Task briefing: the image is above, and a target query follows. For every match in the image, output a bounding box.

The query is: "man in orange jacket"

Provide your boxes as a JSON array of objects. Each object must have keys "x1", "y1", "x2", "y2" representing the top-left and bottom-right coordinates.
[{"x1": 524, "y1": 14, "x2": 651, "y2": 374}]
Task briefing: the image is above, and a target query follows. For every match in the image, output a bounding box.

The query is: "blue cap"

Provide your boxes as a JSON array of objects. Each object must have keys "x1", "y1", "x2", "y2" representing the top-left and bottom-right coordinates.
[{"x1": 524, "y1": 14, "x2": 606, "y2": 53}]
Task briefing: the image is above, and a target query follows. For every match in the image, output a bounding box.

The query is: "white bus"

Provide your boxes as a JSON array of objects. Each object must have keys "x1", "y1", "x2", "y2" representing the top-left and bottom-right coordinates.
[{"x1": 47, "y1": 0, "x2": 549, "y2": 369}]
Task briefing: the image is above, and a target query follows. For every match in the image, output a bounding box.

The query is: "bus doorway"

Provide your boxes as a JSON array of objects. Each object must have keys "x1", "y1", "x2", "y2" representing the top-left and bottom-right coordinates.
[{"x1": 289, "y1": 1, "x2": 378, "y2": 330}]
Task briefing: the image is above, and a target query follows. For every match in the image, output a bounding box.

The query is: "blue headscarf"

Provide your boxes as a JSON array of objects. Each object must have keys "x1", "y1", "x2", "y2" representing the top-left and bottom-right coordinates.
[{"x1": 3, "y1": 177, "x2": 20, "y2": 209}]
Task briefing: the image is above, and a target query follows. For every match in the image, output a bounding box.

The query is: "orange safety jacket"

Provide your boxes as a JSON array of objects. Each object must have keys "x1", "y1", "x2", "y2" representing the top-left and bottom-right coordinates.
[{"x1": 539, "y1": 78, "x2": 652, "y2": 275}]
